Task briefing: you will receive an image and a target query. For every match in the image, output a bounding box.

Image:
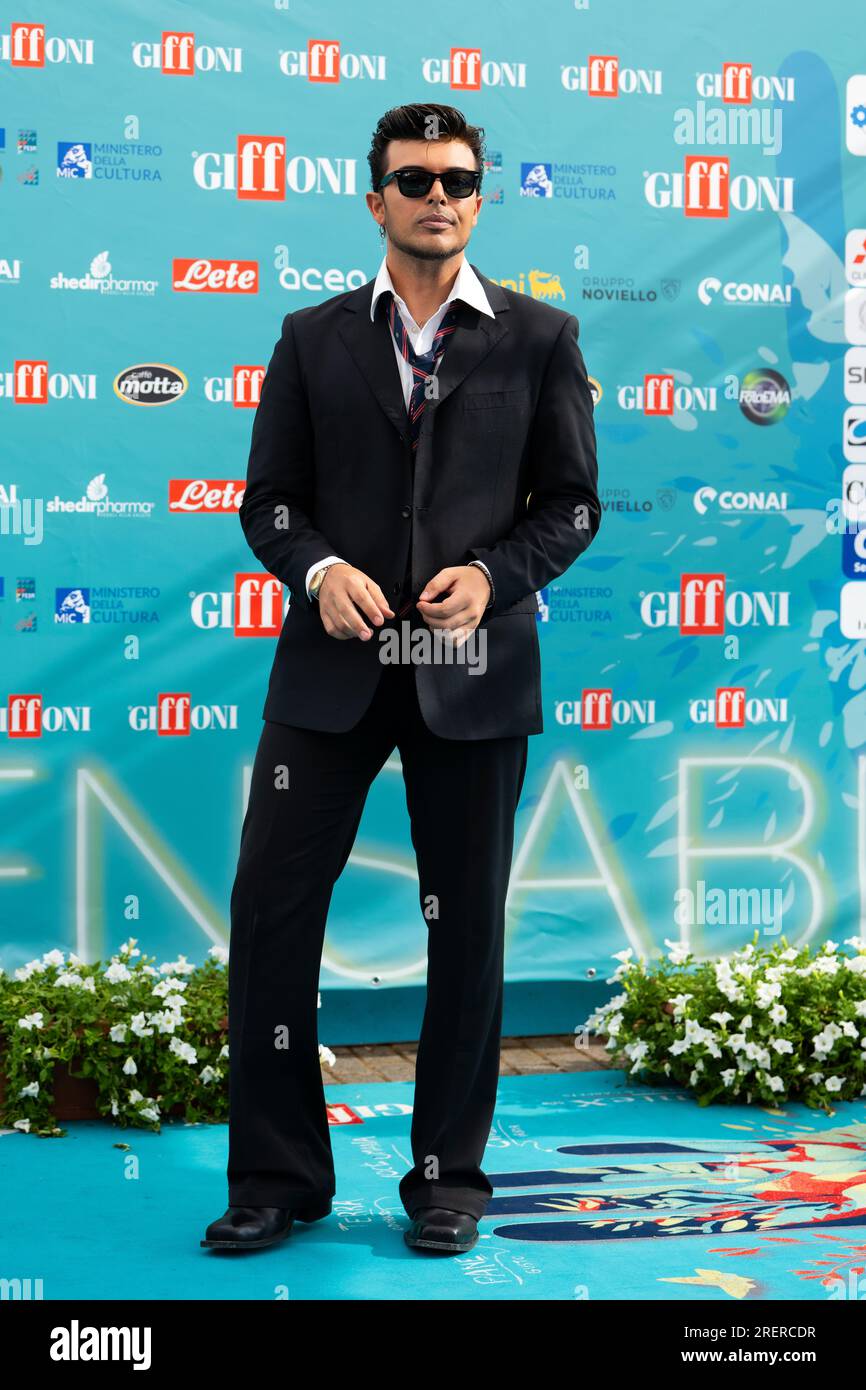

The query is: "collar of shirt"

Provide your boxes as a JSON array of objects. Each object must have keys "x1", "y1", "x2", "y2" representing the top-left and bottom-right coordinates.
[{"x1": 369, "y1": 254, "x2": 495, "y2": 355}]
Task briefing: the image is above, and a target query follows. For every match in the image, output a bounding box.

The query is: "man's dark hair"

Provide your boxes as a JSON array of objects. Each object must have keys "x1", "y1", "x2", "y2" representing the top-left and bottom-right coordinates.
[{"x1": 367, "y1": 103, "x2": 486, "y2": 193}]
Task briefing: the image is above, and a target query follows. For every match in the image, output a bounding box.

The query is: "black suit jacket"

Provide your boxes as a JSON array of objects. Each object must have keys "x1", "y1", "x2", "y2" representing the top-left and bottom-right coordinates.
[{"x1": 239, "y1": 263, "x2": 600, "y2": 739}]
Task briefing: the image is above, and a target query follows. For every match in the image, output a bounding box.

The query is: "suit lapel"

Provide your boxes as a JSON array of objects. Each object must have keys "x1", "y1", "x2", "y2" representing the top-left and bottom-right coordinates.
[{"x1": 337, "y1": 262, "x2": 510, "y2": 446}]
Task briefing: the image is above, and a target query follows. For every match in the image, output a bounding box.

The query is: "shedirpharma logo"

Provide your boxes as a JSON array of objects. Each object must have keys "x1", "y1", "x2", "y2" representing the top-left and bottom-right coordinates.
[{"x1": 50, "y1": 1320, "x2": 151, "y2": 1370}]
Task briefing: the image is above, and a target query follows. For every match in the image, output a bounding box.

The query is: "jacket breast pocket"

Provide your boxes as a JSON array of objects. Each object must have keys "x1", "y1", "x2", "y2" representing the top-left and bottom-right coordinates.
[{"x1": 461, "y1": 388, "x2": 532, "y2": 411}]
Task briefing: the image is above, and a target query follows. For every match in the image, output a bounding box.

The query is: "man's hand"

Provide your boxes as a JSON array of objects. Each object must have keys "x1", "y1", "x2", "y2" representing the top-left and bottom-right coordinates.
[
  {"x1": 318, "y1": 563, "x2": 394, "y2": 640},
  {"x1": 415, "y1": 565, "x2": 491, "y2": 644}
]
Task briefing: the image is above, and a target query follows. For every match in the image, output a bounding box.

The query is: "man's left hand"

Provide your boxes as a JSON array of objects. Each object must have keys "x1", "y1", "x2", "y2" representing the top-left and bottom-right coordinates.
[{"x1": 415, "y1": 565, "x2": 491, "y2": 641}]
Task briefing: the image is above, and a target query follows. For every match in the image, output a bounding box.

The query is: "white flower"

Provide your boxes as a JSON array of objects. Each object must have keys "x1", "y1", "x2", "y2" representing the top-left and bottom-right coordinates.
[
  {"x1": 771, "y1": 1038, "x2": 794, "y2": 1055},
  {"x1": 42, "y1": 949, "x2": 66, "y2": 968},
  {"x1": 664, "y1": 938, "x2": 691, "y2": 965},
  {"x1": 811, "y1": 956, "x2": 840, "y2": 976},
  {"x1": 844, "y1": 936, "x2": 866, "y2": 951},
  {"x1": 139, "y1": 1106, "x2": 160, "y2": 1122},
  {"x1": 318, "y1": 1046, "x2": 335, "y2": 1068},
  {"x1": 218, "y1": 1044, "x2": 229, "y2": 1060},
  {"x1": 199, "y1": 1065, "x2": 220, "y2": 1084},
  {"x1": 104, "y1": 962, "x2": 132, "y2": 984},
  {"x1": 765, "y1": 1074, "x2": 785, "y2": 1093},
  {"x1": 843, "y1": 1021, "x2": 859, "y2": 1039},
  {"x1": 149, "y1": 1010, "x2": 180, "y2": 1035},
  {"x1": 755, "y1": 981, "x2": 782, "y2": 1008},
  {"x1": 844, "y1": 956, "x2": 866, "y2": 975},
  {"x1": 122, "y1": 1056, "x2": 137, "y2": 1075},
  {"x1": 710, "y1": 1011, "x2": 734, "y2": 1027},
  {"x1": 109, "y1": 1024, "x2": 127, "y2": 1042},
  {"x1": 808, "y1": 1072, "x2": 824, "y2": 1084},
  {"x1": 769, "y1": 1004, "x2": 788, "y2": 1025},
  {"x1": 18, "y1": 1011, "x2": 44, "y2": 1031},
  {"x1": 721, "y1": 1068, "x2": 737, "y2": 1087},
  {"x1": 741, "y1": 1014, "x2": 753, "y2": 1032},
  {"x1": 169, "y1": 1038, "x2": 197, "y2": 1065},
  {"x1": 13, "y1": 1118, "x2": 31, "y2": 1133},
  {"x1": 670, "y1": 993, "x2": 693, "y2": 1019},
  {"x1": 18, "y1": 1081, "x2": 39, "y2": 1098},
  {"x1": 82, "y1": 976, "x2": 96, "y2": 993},
  {"x1": 158, "y1": 956, "x2": 194, "y2": 976},
  {"x1": 152, "y1": 977, "x2": 188, "y2": 998},
  {"x1": 15, "y1": 960, "x2": 45, "y2": 981},
  {"x1": 825, "y1": 1075, "x2": 844, "y2": 1093},
  {"x1": 128, "y1": 1089, "x2": 143, "y2": 1103},
  {"x1": 822, "y1": 939, "x2": 839, "y2": 955},
  {"x1": 129, "y1": 1012, "x2": 154, "y2": 1038},
  {"x1": 856, "y1": 1001, "x2": 866, "y2": 1018},
  {"x1": 119, "y1": 938, "x2": 140, "y2": 958},
  {"x1": 54, "y1": 972, "x2": 85, "y2": 989},
  {"x1": 606, "y1": 1013, "x2": 623, "y2": 1038},
  {"x1": 208, "y1": 945, "x2": 229, "y2": 965}
]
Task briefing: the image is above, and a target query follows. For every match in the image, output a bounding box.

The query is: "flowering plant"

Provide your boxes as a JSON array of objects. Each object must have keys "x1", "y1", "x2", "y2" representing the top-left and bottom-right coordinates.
[
  {"x1": 0, "y1": 939, "x2": 335, "y2": 1137},
  {"x1": 582, "y1": 932, "x2": 866, "y2": 1111}
]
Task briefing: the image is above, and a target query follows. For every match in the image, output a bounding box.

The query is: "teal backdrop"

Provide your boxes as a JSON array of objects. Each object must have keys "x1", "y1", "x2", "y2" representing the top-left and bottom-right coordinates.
[{"x1": 2, "y1": 2, "x2": 865, "y2": 1039}]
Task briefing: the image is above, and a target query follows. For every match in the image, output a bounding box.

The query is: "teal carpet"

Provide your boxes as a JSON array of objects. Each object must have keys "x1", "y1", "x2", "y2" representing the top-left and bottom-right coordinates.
[{"x1": 4, "y1": 1069, "x2": 866, "y2": 1300}]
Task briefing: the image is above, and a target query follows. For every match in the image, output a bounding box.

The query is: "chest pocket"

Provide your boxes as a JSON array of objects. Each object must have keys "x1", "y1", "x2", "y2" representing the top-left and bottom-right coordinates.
[{"x1": 461, "y1": 388, "x2": 532, "y2": 411}]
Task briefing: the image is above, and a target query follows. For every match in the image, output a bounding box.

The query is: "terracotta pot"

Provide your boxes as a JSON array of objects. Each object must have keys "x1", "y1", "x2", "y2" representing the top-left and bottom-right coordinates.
[{"x1": 0, "y1": 1049, "x2": 184, "y2": 1123}]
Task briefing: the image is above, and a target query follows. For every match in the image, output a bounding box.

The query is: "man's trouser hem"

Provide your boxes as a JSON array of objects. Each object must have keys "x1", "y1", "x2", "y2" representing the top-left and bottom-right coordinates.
[
  {"x1": 227, "y1": 1183, "x2": 335, "y2": 1209},
  {"x1": 402, "y1": 1186, "x2": 490, "y2": 1221}
]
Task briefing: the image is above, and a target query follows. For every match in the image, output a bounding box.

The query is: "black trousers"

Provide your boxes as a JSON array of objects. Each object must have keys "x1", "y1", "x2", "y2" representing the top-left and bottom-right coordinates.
[{"x1": 226, "y1": 649, "x2": 528, "y2": 1220}]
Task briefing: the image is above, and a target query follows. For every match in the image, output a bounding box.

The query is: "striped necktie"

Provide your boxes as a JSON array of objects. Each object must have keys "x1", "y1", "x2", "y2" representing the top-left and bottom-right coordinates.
[
  {"x1": 385, "y1": 292, "x2": 460, "y2": 450},
  {"x1": 383, "y1": 292, "x2": 461, "y2": 615}
]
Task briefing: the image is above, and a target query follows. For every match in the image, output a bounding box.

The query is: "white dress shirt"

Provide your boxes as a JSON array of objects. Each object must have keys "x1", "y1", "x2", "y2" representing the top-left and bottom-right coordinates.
[{"x1": 304, "y1": 255, "x2": 496, "y2": 602}]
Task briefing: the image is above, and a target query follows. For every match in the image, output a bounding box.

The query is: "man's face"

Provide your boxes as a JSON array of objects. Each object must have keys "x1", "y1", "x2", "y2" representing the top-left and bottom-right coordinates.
[{"x1": 368, "y1": 138, "x2": 482, "y2": 261}]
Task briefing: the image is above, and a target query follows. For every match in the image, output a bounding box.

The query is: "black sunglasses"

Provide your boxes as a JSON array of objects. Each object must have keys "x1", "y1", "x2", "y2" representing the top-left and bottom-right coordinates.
[{"x1": 377, "y1": 166, "x2": 481, "y2": 199}]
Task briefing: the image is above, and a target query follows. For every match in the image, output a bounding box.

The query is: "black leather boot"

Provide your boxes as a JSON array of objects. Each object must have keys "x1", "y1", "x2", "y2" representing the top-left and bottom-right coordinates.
[
  {"x1": 201, "y1": 1198, "x2": 332, "y2": 1251},
  {"x1": 403, "y1": 1206, "x2": 479, "y2": 1253}
]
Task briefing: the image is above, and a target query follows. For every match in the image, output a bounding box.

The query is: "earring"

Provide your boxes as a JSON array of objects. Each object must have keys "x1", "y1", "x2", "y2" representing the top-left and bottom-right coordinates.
[{"x1": 379, "y1": 224, "x2": 385, "y2": 240}]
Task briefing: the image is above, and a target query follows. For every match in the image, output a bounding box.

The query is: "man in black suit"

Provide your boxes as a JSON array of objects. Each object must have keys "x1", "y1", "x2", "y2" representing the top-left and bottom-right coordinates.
[{"x1": 202, "y1": 103, "x2": 600, "y2": 1256}]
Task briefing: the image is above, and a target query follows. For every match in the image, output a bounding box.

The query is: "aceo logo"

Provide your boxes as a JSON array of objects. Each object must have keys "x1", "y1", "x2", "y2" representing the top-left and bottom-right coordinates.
[{"x1": 113, "y1": 364, "x2": 187, "y2": 406}]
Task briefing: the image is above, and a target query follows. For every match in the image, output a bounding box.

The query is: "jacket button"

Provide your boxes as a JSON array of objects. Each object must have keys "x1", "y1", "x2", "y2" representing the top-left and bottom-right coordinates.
[{"x1": 401, "y1": 505, "x2": 411, "y2": 519}]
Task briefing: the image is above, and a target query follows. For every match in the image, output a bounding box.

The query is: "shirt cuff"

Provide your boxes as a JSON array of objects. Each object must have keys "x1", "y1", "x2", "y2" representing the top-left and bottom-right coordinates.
[{"x1": 305, "y1": 555, "x2": 347, "y2": 600}]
